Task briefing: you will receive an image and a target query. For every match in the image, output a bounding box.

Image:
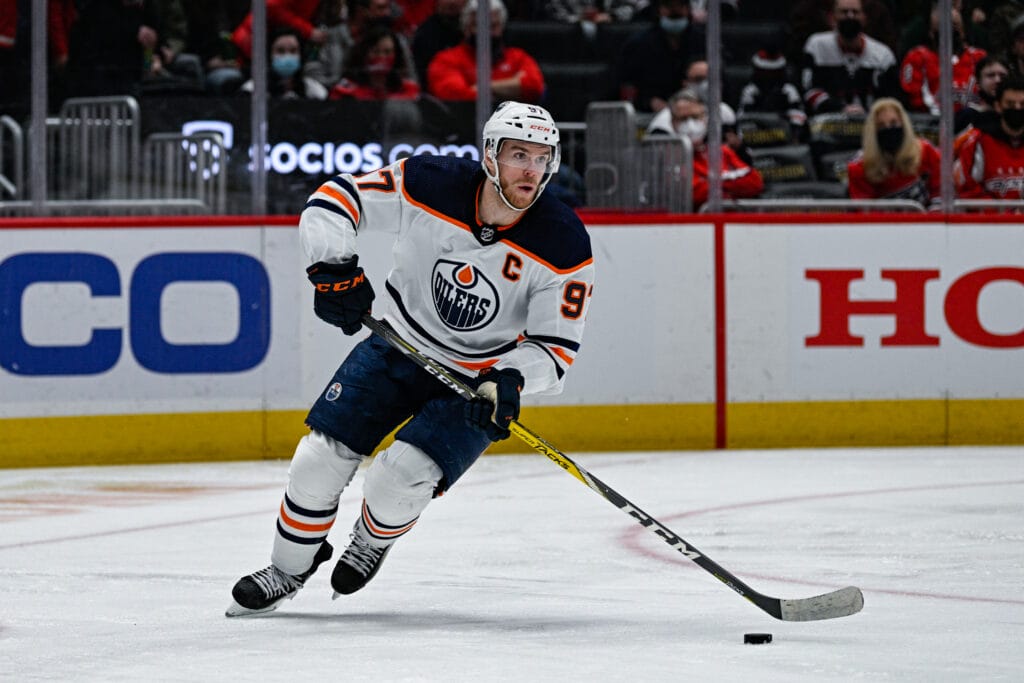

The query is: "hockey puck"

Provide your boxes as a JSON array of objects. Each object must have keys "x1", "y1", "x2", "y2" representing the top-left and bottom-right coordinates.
[{"x1": 743, "y1": 633, "x2": 772, "y2": 644}]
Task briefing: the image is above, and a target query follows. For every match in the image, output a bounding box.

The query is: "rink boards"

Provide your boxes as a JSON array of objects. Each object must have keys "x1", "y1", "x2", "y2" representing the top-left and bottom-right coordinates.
[{"x1": 1, "y1": 214, "x2": 1022, "y2": 466}]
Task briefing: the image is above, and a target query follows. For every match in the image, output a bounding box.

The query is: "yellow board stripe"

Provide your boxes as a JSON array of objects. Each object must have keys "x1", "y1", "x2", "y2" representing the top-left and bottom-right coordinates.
[
  {"x1": 727, "y1": 399, "x2": 1024, "y2": 448},
  {"x1": 1, "y1": 400, "x2": 1021, "y2": 469}
]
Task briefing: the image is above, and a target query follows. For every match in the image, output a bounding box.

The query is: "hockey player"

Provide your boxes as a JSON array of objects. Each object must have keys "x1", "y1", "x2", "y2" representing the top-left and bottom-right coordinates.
[{"x1": 226, "y1": 102, "x2": 595, "y2": 616}]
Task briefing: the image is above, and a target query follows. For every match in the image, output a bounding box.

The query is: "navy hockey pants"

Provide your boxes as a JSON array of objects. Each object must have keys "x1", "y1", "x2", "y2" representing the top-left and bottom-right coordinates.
[{"x1": 305, "y1": 334, "x2": 493, "y2": 491}]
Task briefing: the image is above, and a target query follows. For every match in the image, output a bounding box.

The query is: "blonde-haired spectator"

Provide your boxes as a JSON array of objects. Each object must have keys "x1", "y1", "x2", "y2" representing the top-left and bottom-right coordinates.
[{"x1": 847, "y1": 97, "x2": 941, "y2": 206}]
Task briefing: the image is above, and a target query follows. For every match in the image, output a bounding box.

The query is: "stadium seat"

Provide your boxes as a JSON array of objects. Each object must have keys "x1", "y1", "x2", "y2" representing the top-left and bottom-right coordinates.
[
  {"x1": 721, "y1": 22, "x2": 790, "y2": 65},
  {"x1": 759, "y1": 180, "x2": 849, "y2": 200},
  {"x1": 540, "y1": 62, "x2": 615, "y2": 121},
  {"x1": 737, "y1": 112, "x2": 793, "y2": 148},
  {"x1": 749, "y1": 144, "x2": 817, "y2": 183},
  {"x1": 594, "y1": 22, "x2": 647, "y2": 65},
  {"x1": 504, "y1": 21, "x2": 594, "y2": 63},
  {"x1": 816, "y1": 149, "x2": 860, "y2": 185}
]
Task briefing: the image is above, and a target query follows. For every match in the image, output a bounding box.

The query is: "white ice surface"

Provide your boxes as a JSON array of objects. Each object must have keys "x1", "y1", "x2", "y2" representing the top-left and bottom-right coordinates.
[{"x1": 1, "y1": 446, "x2": 1022, "y2": 682}]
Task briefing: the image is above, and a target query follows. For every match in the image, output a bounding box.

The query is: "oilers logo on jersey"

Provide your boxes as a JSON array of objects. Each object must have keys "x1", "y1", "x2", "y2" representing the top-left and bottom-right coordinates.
[{"x1": 432, "y1": 260, "x2": 498, "y2": 331}]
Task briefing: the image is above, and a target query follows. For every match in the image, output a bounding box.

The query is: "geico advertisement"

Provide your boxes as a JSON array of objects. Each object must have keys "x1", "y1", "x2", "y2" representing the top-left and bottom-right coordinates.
[
  {"x1": 0, "y1": 223, "x2": 716, "y2": 421},
  {"x1": 726, "y1": 222, "x2": 1024, "y2": 401},
  {"x1": 0, "y1": 226, "x2": 303, "y2": 418}
]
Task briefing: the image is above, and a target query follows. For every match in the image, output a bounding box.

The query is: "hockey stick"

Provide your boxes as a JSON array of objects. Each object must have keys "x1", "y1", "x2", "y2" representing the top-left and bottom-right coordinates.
[{"x1": 362, "y1": 315, "x2": 864, "y2": 622}]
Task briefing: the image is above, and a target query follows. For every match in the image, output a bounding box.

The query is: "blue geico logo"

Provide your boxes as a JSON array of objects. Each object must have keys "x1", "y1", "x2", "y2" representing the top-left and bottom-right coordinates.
[
  {"x1": 431, "y1": 259, "x2": 498, "y2": 331},
  {"x1": 0, "y1": 252, "x2": 270, "y2": 376}
]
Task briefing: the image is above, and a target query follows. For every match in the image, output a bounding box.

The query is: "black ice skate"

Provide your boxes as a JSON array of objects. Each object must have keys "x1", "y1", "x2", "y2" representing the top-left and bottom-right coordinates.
[
  {"x1": 225, "y1": 540, "x2": 333, "y2": 617},
  {"x1": 331, "y1": 528, "x2": 392, "y2": 597}
]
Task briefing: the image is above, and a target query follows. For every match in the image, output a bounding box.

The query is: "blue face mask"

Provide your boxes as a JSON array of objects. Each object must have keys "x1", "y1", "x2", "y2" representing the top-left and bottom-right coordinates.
[
  {"x1": 271, "y1": 54, "x2": 301, "y2": 78},
  {"x1": 660, "y1": 16, "x2": 689, "y2": 34}
]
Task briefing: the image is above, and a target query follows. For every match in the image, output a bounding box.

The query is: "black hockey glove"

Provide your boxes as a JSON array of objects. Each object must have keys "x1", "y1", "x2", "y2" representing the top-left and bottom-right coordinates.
[
  {"x1": 465, "y1": 367, "x2": 524, "y2": 441},
  {"x1": 306, "y1": 258, "x2": 375, "y2": 335}
]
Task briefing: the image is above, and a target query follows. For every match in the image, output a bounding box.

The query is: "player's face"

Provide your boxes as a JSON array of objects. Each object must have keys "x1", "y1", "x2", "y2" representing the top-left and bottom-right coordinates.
[{"x1": 495, "y1": 140, "x2": 552, "y2": 208}]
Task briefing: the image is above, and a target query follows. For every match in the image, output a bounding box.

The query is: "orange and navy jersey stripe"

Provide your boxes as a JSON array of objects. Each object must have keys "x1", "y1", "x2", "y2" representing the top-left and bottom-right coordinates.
[
  {"x1": 306, "y1": 175, "x2": 363, "y2": 231},
  {"x1": 275, "y1": 493, "x2": 337, "y2": 545},
  {"x1": 360, "y1": 499, "x2": 418, "y2": 542},
  {"x1": 298, "y1": 154, "x2": 594, "y2": 396}
]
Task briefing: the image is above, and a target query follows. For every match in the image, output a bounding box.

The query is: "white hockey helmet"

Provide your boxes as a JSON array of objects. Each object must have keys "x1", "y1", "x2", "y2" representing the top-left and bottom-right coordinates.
[{"x1": 481, "y1": 101, "x2": 561, "y2": 210}]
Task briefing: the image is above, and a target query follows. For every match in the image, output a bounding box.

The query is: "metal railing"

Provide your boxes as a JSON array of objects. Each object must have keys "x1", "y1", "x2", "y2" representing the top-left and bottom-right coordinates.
[
  {"x1": 0, "y1": 115, "x2": 24, "y2": 200},
  {"x1": 1, "y1": 96, "x2": 226, "y2": 216},
  {"x1": 47, "y1": 96, "x2": 141, "y2": 202},
  {"x1": 702, "y1": 199, "x2": 928, "y2": 213},
  {"x1": 141, "y1": 132, "x2": 228, "y2": 215}
]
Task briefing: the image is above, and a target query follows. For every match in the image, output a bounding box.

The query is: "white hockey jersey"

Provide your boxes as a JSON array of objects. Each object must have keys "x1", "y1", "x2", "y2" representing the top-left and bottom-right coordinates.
[{"x1": 299, "y1": 155, "x2": 595, "y2": 396}]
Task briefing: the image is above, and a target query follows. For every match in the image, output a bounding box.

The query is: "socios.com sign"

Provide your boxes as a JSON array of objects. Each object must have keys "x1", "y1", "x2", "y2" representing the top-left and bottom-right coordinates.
[
  {"x1": 182, "y1": 120, "x2": 479, "y2": 176},
  {"x1": 0, "y1": 252, "x2": 270, "y2": 376}
]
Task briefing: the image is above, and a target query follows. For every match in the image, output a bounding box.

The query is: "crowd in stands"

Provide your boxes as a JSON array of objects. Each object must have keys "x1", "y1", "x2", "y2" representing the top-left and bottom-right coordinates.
[{"x1": 5, "y1": 0, "x2": 1024, "y2": 209}]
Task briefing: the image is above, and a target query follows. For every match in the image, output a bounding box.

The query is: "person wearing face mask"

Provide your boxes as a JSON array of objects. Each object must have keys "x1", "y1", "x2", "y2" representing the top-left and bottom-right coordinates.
[
  {"x1": 647, "y1": 88, "x2": 763, "y2": 210},
  {"x1": 800, "y1": 0, "x2": 899, "y2": 116},
  {"x1": 426, "y1": 0, "x2": 544, "y2": 103},
  {"x1": 331, "y1": 24, "x2": 419, "y2": 100},
  {"x1": 955, "y1": 76, "x2": 1024, "y2": 200},
  {"x1": 241, "y1": 28, "x2": 328, "y2": 99},
  {"x1": 616, "y1": 0, "x2": 705, "y2": 113},
  {"x1": 900, "y1": 7, "x2": 987, "y2": 117},
  {"x1": 847, "y1": 97, "x2": 941, "y2": 205},
  {"x1": 955, "y1": 55, "x2": 1010, "y2": 135}
]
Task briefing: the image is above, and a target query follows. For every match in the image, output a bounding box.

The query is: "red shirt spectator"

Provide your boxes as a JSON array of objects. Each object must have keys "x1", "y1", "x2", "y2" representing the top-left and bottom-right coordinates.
[
  {"x1": 848, "y1": 97, "x2": 941, "y2": 204},
  {"x1": 692, "y1": 144, "x2": 764, "y2": 208},
  {"x1": 900, "y1": 8, "x2": 985, "y2": 116},
  {"x1": 232, "y1": 0, "x2": 327, "y2": 60},
  {"x1": 955, "y1": 78, "x2": 1024, "y2": 200},
  {"x1": 427, "y1": 41, "x2": 543, "y2": 101},
  {"x1": 426, "y1": 0, "x2": 544, "y2": 103},
  {"x1": 330, "y1": 25, "x2": 420, "y2": 100}
]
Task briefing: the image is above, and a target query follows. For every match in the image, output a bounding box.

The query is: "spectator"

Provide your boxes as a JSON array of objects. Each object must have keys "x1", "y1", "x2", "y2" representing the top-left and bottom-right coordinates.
[
  {"x1": 241, "y1": 28, "x2": 328, "y2": 99},
  {"x1": 676, "y1": 60, "x2": 751, "y2": 162},
  {"x1": 616, "y1": 0, "x2": 705, "y2": 113},
  {"x1": 348, "y1": 0, "x2": 417, "y2": 74},
  {"x1": 788, "y1": 0, "x2": 898, "y2": 67},
  {"x1": 955, "y1": 76, "x2": 1024, "y2": 199},
  {"x1": 738, "y1": 46, "x2": 809, "y2": 141},
  {"x1": 0, "y1": 0, "x2": 78, "y2": 107},
  {"x1": 649, "y1": 88, "x2": 763, "y2": 209},
  {"x1": 330, "y1": 24, "x2": 419, "y2": 99},
  {"x1": 426, "y1": 0, "x2": 544, "y2": 104},
  {"x1": 801, "y1": 0, "x2": 900, "y2": 116},
  {"x1": 65, "y1": 0, "x2": 163, "y2": 98},
  {"x1": 1007, "y1": 13, "x2": 1024, "y2": 79},
  {"x1": 231, "y1": 0, "x2": 328, "y2": 61},
  {"x1": 900, "y1": 6, "x2": 986, "y2": 116},
  {"x1": 978, "y1": 0, "x2": 1024, "y2": 60},
  {"x1": 847, "y1": 97, "x2": 941, "y2": 205},
  {"x1": 543, "y1": 1, "x2": 653, "y2": 24},
  {"x1": 955, "y1": 55, "x2": 1009, "y2": 133},
  {"x1": 176, "y1": 0, "x2": 250, "y2": 94},
  {"x1": 302, "y1": 0, "x2": 351, "y2": 89},
  {"x1": 412, "y1": 0, "x2": 465, "y2": 87}
]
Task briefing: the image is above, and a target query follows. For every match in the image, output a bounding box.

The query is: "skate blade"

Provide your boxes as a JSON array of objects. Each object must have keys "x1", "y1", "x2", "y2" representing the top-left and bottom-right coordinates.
[{"x1": 224, "y1": 597, "x2": 285, "y2": 617}]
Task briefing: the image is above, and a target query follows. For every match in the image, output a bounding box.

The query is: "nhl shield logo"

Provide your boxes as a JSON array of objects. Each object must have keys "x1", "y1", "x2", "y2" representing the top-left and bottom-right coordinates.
[
  {"x1": 431, "y1": 259, "x2": 499, "y2": 330},
  {"x1": 325, "y1": 382, "x2": 343, "y2": 401}
]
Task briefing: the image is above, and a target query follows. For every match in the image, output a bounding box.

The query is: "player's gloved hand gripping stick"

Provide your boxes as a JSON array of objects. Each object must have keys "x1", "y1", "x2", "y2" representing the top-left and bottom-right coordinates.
[
  {"x1": 361, "y1": 315, "x2": 864, "y2": 622},
  {"x1": 307, "y1": 258, "x2": 375, "y2": 335}
]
